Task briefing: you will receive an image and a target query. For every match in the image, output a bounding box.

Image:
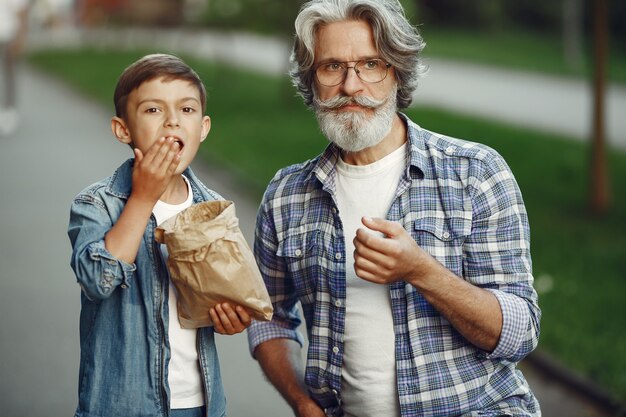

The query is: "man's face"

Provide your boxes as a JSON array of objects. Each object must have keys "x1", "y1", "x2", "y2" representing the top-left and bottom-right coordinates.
[
  {"x1": 114, "y1": 76, "x2": 210, "y2": 175},
  {"x1": 312, "y1": 20, "x2": 398, "y2": 152}
]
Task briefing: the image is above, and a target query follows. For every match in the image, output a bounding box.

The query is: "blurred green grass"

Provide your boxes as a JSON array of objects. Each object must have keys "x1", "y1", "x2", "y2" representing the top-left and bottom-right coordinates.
[
  {"x1": 421, "y1": 27, "x2": 626, "y2": 84},
  {"x1": 28, "y1": 48, "x2": 626, "y2": 402}
]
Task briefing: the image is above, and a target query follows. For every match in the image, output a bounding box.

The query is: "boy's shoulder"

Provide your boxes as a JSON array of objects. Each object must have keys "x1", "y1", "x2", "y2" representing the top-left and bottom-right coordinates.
[{"x1": 71, "y1": 159, "x2": 134, "y2": 207}]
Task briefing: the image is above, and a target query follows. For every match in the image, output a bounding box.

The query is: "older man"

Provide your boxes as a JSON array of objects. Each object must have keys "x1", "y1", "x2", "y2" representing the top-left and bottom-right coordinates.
[{"x1": 247, "y1": 1, "x2": 541, "y2": 416}]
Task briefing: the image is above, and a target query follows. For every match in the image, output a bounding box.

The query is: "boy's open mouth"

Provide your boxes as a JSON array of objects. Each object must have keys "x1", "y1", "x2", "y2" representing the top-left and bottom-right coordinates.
[{"x1": 171, "y1": 137, "x2": 184, "y2": 149}]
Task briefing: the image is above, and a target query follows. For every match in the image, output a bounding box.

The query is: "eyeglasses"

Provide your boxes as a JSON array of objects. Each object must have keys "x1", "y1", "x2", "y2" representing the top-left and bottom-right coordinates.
[{"x1": 315, "y1": 58, "x2": 392, "y2": 87}]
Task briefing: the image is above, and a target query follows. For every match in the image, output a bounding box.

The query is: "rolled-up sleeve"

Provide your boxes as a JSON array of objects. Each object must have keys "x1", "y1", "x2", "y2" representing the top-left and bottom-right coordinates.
[
  {"x1": 247, "y1": 203, "x2": 304, "y2": 357},
  {"x1": 486, "y1": 288, "x2": 539, "y2": 360},
  {"x1": 465, "y1": 154, "x2": 541, "y2": 362},
  {"x1": 68, "y1": 195, "x2": 136, "y2": 300}
]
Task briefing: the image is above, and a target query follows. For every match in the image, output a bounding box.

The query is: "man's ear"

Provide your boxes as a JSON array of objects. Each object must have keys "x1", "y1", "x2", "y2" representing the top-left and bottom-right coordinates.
[
  {"x1": 111, "y1": 117, "x2": 132, "y2": 145},
  {"x1": 200, "y1": 115, "x2": 211, "y2": 143}
]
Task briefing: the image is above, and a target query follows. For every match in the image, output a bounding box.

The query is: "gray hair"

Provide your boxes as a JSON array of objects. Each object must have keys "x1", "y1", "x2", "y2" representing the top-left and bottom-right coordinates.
[{"x1": 290, "y1": 0, "x2": 426, "y2": 109}]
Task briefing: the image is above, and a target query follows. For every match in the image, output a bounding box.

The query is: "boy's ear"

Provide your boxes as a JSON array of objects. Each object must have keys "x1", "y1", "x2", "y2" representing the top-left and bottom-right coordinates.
[
  {"x1": 111, "y1": 117, "x2": 132, "y2": 145},
  {"x1": 200, "y1": 115, "x2": 211, "y2": 143}
]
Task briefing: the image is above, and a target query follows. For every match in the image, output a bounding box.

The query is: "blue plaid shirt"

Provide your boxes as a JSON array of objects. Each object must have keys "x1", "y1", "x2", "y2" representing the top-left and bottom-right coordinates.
[{"x1": 248, "y1": 114, "x2": 541, "y2": 417}]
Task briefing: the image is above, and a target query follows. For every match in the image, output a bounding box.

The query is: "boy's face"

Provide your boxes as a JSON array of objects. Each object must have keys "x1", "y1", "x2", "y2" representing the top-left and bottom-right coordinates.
[{"x1": 111, "y1": 76, "x2": 210, "y2": 175}]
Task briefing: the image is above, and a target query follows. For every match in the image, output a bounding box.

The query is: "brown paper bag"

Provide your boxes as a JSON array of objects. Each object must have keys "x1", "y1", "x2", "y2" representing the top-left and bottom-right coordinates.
[{"x1": 154, "y1": 200, "x2": 273, "y2": 329}]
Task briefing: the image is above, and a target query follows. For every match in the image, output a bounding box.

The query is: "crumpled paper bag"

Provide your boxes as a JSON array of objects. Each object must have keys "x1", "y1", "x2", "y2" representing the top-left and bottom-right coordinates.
[{"x1": 154, "y1": 200, "x2": 273, "y2": 329}]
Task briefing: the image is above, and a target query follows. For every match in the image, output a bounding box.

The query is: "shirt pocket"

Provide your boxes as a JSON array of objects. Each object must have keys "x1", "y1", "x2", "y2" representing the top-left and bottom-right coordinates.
[
  {"x1": 276, "y1": 228, "x2": 327, "y2": 302},
  {"x1": 412, "y1": 216, "x2": 471, "y2": 276}
]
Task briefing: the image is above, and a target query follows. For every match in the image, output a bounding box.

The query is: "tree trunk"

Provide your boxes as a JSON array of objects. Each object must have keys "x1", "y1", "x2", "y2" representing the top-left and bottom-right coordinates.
[{"x1": 590, "y1": 0, "x2": 610, "y2": 214}]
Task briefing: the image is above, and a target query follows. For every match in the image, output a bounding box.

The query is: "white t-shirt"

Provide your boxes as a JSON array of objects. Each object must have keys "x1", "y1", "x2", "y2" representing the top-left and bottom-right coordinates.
[
  {"x1": 153, "y1": 175, "x2": 205, "y2": 409},
  {"x1": 336, "y1": 144, "x2": 406, "y2": 417}
]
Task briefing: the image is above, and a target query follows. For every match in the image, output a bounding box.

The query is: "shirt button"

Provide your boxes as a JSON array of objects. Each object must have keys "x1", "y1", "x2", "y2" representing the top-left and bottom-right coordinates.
[
  {"x1": 334, "y1": 300, "x2": 342, "y2": 307},
  {"x1": 332, "y1": 346, "x2": 339, "y2": 354},
  {"x1": 445, "y1": 146, "x2": 455, "y2": 155},
  {"x1": 121, "y1": 284, "x2": 128, "y2": 289},
  {"x1": 295, "y1": 249, "x2": 302, "y2": 257},
  {"x1": 442, "y1": 231, "x2": 450, "y2": 239},
  {"x1": 335, "y1": 253, "x2": 342, "y2": 260},
  {"x1": 332, "y1": 207, "x2": 337, "y2": 214}
]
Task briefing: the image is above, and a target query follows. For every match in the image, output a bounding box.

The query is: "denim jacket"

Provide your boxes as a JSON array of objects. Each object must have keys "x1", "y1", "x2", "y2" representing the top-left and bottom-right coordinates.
[{"x1": 68, "y1": 159, "x2": 226, "y2": 417}]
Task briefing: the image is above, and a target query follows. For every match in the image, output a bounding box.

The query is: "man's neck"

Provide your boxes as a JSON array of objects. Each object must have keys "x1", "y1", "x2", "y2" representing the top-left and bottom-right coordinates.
[{"x1": 341, "y1": 114, "x2": 407, "y2": 166}]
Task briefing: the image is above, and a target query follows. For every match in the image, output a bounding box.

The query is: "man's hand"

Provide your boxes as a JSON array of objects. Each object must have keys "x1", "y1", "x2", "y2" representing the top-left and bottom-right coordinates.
[
  {"x1": 354, "y1": 217, "x2": 503, "y2": 351},
  {"x1": 210, "y1": 303, "x2": 252, "y2": 335},
  {"x1": 353, "y1": 216, "x2": 433, "y2": 286},
  {"x1": 131, "y1": 136, "x2": 181, "y2": 204}
]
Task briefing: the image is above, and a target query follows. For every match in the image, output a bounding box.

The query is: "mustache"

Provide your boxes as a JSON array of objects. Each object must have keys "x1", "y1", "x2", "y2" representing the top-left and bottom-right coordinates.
[{"x1": 314, "y1": 94, "x2": 388, "y2": 111}]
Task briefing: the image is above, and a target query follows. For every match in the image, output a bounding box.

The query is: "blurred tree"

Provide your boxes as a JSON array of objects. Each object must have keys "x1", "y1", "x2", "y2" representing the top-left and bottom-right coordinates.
[{"x1": 589, "y1": 0, "x2": 610, "y2": 215}]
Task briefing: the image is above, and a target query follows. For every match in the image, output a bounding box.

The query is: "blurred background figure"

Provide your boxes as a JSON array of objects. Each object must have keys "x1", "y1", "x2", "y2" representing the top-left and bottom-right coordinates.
[{"x1": 0, "y1": 0, "x2": 30, "y2": 137}]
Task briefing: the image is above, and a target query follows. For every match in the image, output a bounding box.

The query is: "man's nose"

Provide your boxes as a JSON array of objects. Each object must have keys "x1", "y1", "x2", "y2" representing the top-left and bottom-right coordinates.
[{"x1": 341, "y1": 65, "x2": 364, "y2": 95}]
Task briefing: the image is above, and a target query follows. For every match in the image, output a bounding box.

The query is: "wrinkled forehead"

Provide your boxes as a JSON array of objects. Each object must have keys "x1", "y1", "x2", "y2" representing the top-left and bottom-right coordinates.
[{"x1": 314, "y1": 20, "x2": 378, "y2": 64}]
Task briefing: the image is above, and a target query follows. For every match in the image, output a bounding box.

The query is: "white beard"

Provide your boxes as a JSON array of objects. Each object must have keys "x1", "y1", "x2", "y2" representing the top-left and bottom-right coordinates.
[{"x1": 313, "y1": 88, "x2": 397, "y2": 153}]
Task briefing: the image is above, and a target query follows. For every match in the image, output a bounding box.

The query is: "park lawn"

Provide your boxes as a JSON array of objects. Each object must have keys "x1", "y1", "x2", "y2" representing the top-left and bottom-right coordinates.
[
  {"x1": 28, "y1": 48, "x2": 626, "y2": 402},
  {"x1": 401, "y1": 27, "x2": 626, "y2": 84}
]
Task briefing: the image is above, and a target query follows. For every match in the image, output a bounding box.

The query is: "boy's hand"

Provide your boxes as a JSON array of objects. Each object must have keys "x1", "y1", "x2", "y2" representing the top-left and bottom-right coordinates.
[
  {"x1": 131, "y1": 136, "x2": 181, "y2": 204},
  {"x1": 210, "y1": 303, "x2": 252, "y2": 335}
]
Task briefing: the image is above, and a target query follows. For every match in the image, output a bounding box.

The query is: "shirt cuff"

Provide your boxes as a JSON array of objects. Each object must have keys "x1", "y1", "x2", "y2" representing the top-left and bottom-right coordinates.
[
  {"x1": 247, "y1": 319, "x2": 304, "y2": 358},
  {"x1": 88, "y1": 241, "x2": 136, "y2": 289},
  {"x1": 483, "y1": 289, "x2": 529, "y2": 360}
]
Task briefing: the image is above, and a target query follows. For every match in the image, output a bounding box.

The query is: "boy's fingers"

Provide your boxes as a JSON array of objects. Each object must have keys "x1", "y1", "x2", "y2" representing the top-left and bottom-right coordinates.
[
  {"x1": 221, "y1": 303, "x2": 244, "y2": 326},
  {"x1": 215, "y1": 303, "x2": 235, "y2": 333},
  {"x1": 138, "y1": 138, "x2": 181, "y2": 178},
  {"x1": 235, "y1": 305, "x2": 252, "y2": 326},
  {"x1": 133, "y1": 148, "x2": 144, "y2": 162},
  {"x1": 153, "y1": 137, "x2": 177, "y2": 167},
  {"x1": 210, "y1": 304, "x2": 252, "y2": 334},
  {"x1": 141, "y1": 136, "x2": 166, "y2": 165},
  {"x1": 209, "y1": 308, "x2": 225, "y2": 333}
]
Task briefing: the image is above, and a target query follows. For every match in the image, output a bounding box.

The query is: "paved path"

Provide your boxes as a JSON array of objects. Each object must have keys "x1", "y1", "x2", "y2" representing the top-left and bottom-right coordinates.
[
  {"x1": 1, "y1": 28, "x2": 619, "y2": 417},
  {"x1": 28, "y1": 26, "x2": 626, "y2": 151}
]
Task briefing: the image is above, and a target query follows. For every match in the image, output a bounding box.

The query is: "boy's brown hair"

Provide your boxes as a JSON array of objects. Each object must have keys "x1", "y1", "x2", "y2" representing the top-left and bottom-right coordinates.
[{"x1": 113, "y1": 53, "x2": 207, "y2": 118}]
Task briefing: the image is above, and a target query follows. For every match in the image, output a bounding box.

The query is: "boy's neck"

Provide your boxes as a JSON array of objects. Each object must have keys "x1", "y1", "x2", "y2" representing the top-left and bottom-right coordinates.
[{"x1": 159, "y1": 175, "x2": 189, "y2": 205}]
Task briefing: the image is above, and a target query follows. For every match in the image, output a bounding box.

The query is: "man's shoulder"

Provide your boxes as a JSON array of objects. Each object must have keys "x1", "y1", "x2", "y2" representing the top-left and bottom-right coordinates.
[
  {"x1": 263, "y1": 157, "x2": 320, "y2": 198},
  {"x1": 405, "y1": 119, "x2": 510, "y2": 180},
  {"x1": 410, "y1": 122, "x2": 503, "y2": 163}
]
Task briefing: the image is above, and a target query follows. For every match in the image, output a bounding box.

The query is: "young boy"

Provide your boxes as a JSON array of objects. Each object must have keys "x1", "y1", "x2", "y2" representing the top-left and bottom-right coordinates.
[{"x1": 68, "y1": 53, "x2": 250, "y2": 417}]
